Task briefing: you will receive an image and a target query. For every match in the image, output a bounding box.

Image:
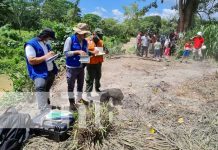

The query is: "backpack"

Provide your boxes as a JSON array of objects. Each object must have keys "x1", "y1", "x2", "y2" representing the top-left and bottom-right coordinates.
[{"x1": 0, "y1": 107, "x2": 31, "y2": 150}]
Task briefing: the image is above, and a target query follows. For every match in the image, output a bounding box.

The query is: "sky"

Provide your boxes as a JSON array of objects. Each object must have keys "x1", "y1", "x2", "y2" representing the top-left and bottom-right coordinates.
[{"x1": 78, "y1": 0, "x2": 179, "y2": 21}]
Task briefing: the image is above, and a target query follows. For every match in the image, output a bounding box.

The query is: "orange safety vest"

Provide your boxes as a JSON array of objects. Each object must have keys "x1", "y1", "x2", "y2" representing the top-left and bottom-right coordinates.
[{"x1": 86, "y1": 37, "x2": 104, "y2": 64}]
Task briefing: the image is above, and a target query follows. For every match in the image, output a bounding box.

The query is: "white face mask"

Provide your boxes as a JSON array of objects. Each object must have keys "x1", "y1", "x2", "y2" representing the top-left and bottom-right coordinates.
[{"x1": 45, "y1": 40, "x2": 52, "y2": 45}]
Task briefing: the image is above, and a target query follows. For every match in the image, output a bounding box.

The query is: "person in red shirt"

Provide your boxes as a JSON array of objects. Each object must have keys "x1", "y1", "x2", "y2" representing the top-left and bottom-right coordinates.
[
  {"x1": 192, "y1": 32, "x2": 205, "y2": 61},
  {"x1": 180, "y1": 39, "x2": 192, "y2": 63},
  {"x1": 136, "y1": 32, "x2": 142, "y2": 56},
  {"x1": 164, "y1": 44, "x2": 171, "y2": 61}
]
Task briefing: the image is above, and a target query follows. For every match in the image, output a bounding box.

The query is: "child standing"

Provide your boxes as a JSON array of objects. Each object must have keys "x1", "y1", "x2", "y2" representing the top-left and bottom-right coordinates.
[
  {"x1": 180, "y1": 39, "x2": 192, "y2": 63},
  {"x1": 164, "y1": 44, "x2": 171, "y2": 61},
  {"x1": 154, "y1": 39, "x2": 162, "y2": 61}
]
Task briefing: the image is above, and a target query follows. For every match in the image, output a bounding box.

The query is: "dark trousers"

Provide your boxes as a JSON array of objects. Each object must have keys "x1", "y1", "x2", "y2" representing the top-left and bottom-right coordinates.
[
  {"x1": 141, "y1": 46, "x2": 148, "y2": 57},
  {"x1": 154, "y1": 49, "x2": 161, "y2": 57},
  {"x1": 34, "y1": 71, "x2": 55, "y2": 111},
  {"x1": 85, "y1": 63, "x2": 102, "y2": 93},
  {"x1": 66, "y1": 67, "x2": 84, "y2": 103},
  {"x1": 136, "y1": 44, "x2": 141, "y2": 56}
]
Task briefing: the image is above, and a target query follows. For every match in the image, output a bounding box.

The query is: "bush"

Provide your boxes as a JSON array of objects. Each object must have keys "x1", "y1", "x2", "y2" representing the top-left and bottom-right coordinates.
[
  {"x1": 104, "y1": 36, "x2": 124, "y2": 55},
  {"x1": 0, "y1": 25, "x2": 35, "y2": 91}
]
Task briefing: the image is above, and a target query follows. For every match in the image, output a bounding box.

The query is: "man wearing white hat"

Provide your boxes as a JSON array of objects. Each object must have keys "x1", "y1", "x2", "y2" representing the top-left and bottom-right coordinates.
[
  {"x1": 192, "y1": 32, "x2": 205, "y2": 61},
  {"x1": 63, "y1": 23, "x2": 91, "y2": 110}
]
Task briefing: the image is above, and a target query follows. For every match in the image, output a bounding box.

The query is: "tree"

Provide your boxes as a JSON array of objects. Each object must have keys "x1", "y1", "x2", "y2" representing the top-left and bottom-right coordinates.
[
  {"x1": 138, "y1": 0, "x2": 201, "y2": 32},
  {"x1": 81, "y1": 14, "x2": 102, "y2": 32},
  {"x1": 5, "y1": 0, "x2": 42, "y2": 30},
  {"x1": 0, "y1": 0, "x2": 12, "y2": 26},
  {"x1": 123, "y1": 3, "x2": 143, "y2": 20},
  {"x1": 159, "y1": 19, "x2": 177, "y2": 35},
  {"x1": 65, "y1": 0, "x2": 81, "y2": 24},
  {"x1": 197, "y1": 0, "x2": 218, "y2": 21},
  {"x1": 140, "y1": 16, "x2": 162, "y2": 33},
  {"x1": 42, "y1": 0, "x2": 73, "y2": 22},
  {"x1": 177, "y1": 0, "x2": 200, "y2": 32},
  {"x1": 101, "y1": 18, "x2": 118, "y2": 36},
  {"x1": 22, "y1": 0, "x2": 42, "y2": 30}
]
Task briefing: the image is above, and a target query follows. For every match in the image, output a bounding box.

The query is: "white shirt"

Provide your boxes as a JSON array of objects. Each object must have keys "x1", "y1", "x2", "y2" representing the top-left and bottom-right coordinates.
[
  {"x1": 25, "y1": 41, "x2": 54, "y2": 71},
  {"x1": 141, "y1": 36, "x2": 149, "y2": 47},
  {"x1": 164, "y1": 39, "x2": 170, "y2": 47},
  {"x1": 63, "y1": 37, "x2": 72, "y2": 53}
]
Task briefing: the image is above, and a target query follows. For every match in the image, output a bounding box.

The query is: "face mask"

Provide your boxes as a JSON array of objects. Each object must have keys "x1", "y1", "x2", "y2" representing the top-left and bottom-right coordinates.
[
  {"x1": 93, "y1": 35, "x2": 100, "y2": 44},
  {"x1": 45, "y1": 40, "x2": 52, "y2": 45}
]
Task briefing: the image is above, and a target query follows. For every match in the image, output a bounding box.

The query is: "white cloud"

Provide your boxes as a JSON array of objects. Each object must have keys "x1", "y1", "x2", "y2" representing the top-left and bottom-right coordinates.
[
  {"x1": 91, "y1": 7, "x2": 108, "y2": 17},
  {"x1": 112, "y1": 9, "x2": 125, "y2": 22},
  {"x1": 147, "y1": 9, "x2": 179, "y2": 20},
  {"x1": 112, "y1": 9, "x2": 123, "y2": 16},
  {"x1": 97, "y1": 7, "x2": 107, "y2": 13}
]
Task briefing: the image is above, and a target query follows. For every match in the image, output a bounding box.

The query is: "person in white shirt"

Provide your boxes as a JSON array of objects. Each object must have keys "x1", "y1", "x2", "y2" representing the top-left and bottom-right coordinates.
[
  {"x1": 141, "y1": 32, "x2": 150, "y2": 57},
  {"x1": 154, "y1": 39, "x2": 162, "y2": 61},
  {"x1": 24, "y1": 29, "x2": 58, "y2": 112},
  {"x1": 63, "y1": 23, "x2": 90, "y2": 110}
]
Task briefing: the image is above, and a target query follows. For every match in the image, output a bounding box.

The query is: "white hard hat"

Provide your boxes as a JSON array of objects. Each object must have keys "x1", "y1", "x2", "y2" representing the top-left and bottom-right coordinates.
[{"x1": 197, "y1": 32, "x2": 203, "y2": 36}]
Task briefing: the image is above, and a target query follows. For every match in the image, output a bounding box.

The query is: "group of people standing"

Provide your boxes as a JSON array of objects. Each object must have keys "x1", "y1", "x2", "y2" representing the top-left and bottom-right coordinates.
[
  {"x1": 25, "y1": 23, "x2": 106, "y2": 112},
  {"x1": 136, "y1": 30, "x2": 205, "y2": 62},
  {"x1": 136, "y1": 31, "x2": 175, "y2": 61}
]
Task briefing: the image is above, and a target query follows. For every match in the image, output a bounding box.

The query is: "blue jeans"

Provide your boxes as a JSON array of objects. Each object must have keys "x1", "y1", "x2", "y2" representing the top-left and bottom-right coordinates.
[{"x1": 34, "y1": 72, "x2": 55, "y2": 112}]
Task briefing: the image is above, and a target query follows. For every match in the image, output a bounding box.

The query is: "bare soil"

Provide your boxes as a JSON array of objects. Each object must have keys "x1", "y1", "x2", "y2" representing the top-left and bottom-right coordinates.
[{"x1": 20, "y1": 53, "x2": 218, "y2": 150}]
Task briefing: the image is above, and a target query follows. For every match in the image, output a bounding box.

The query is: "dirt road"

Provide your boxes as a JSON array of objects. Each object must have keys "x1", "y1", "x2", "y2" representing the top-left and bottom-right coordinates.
[
  {"x1": 3, "y1": 53, "x2": 218, "y2": 149},
  {"x1": 46, "y1": 55, "x2": 217, "y2": 149}
]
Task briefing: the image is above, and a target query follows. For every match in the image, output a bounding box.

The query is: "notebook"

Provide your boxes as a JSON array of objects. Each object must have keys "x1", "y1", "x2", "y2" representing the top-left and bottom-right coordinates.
[
  {"x1": 95, "y1": 47, "x2": 105, "y2": 56},
  {"x1": 79, "y1": 55, "x2": 90, "y2": 63}
]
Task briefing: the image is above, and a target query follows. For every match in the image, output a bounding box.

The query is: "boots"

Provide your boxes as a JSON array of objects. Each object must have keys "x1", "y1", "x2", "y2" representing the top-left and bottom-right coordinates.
[{"x1": 69, "y1": 98, "x2": 77, "y2": 111}]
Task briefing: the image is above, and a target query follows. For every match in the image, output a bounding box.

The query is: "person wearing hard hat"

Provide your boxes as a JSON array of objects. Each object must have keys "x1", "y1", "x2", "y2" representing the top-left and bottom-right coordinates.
[
  {"x1": 85, "y1": 28, "x2": 105, "y2": 96},
  {"x1": 63, "y1": 23, "x2": 91, "y2": 110},
  {"x1": 192, "y1": 32, "x2": 205, "y2": 61},
  {"x1": 24, "y1": 28, "x2": 58, "y2": 112}
]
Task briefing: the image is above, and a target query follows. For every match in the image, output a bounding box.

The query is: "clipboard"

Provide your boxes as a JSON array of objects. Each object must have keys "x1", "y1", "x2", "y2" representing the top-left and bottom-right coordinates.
[
  {"x1": 95, "y1": 47, "x2": 105, "y2": 56},
  {"x1": 46, "y1": 54, "x2": 59, "y2": 62}
]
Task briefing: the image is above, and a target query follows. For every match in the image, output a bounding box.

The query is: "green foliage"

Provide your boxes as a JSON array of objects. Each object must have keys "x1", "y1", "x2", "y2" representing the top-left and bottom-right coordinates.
[
  {"x1": 179, "y1": 24, "x2": 218, "y2": 60},
  {"x1": 64, "y1": 0, "x2": 81, "y2": 24},
  {"x1": 42, "y1": 0, "x2": 74, "y2": 22},
  {"x1": 139, "y1": 16, "x2": 162, "y2": 33},
  {"x1": 41, "y1": 19, "x2": 72, "y2": 53},
  {"x1": 103, "y1": 36, "x2": 125, "y2": 55},
  {"x1": 0, "y1": 25, "x2": 35, "y2": 91},
  {"x1": 0, "y1": 0, "x2": 12, "y2": 26},
  {"x1": 5, "y1": 0, "x2": 42, "y2": 30},
  {"x1": 101, "y1": 18, "x2": 130, "y2": 43},
  {"x1": 123, "y1": 3, "x2": 143, "y2": 20},
  {"x1": 160, "y1": 19, "x2": 177, "y2": 35},
  {"x1": 81, "y1": 14, "x2": 102, "y2": 32}
]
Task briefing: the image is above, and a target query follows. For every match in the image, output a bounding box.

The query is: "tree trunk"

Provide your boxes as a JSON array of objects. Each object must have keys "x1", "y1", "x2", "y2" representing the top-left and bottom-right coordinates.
[
  {"x1": 178, "y1": 0, "x2": 185, "y2": 32},
  {"x1": 178, "y1": 0, "x2": 199, "y2": 32},
  {"x1": 184, "y1": 0, "x2": 198, "y2": 30}
]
